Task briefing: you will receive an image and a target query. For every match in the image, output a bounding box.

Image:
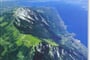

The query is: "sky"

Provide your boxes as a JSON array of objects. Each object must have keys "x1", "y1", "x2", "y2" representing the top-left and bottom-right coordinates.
[{"x1": 0, "y1": 0, "x2": 88, "y2": 11}]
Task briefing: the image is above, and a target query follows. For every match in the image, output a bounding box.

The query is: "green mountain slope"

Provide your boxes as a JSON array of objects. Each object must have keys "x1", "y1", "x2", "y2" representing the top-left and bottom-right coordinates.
[
  {"x1": 0, "y1": 7, "x2": 87, "y2": 60},
  {"x1": 0, "y1": 9, "x2": 58, "y2": 60}
]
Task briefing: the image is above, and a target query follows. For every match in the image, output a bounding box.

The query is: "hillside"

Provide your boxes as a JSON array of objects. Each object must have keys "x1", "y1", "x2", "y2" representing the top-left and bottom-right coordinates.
[{"x1": 0, "y1": 7, "x2": 87, "y2": 60}]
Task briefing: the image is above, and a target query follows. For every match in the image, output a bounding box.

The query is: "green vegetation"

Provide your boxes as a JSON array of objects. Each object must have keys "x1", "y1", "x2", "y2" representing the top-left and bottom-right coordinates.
[
  {"x1": 16, "y1": 34, "x2": 41, "y2": 48},
  {"x1": 0, "y1": 22, "x2": 8, "y2": 27},
  {"x1": 17, "y1": 51, "x2": 25, "y2": 60},
  {"x1": 0, "y1": 10, "x2": 59, "y2": 60},
  {"x1": 45, "y1": 39, "x2": 59, "y2": 46},
  {"x1": 0, "y1": 17, "x2": 4, "y2": 22}
]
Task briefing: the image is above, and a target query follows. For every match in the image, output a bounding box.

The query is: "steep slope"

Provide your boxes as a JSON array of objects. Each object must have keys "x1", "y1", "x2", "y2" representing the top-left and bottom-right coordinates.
[
  {"x1": 14, "y1": 7, "x2": 63, "y2": 43},
  {"x1": 0, "y1": 7, "x2": 87, "y2": 60}
]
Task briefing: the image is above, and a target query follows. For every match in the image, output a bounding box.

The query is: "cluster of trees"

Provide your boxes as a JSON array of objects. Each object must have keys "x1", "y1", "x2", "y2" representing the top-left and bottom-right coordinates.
[{"x1": 0, "y1": 11, "x2": 35, "y2": 60}]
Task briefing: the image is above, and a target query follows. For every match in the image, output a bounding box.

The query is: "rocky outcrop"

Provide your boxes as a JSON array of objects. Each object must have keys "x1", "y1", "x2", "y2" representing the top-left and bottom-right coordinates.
[
  {"x1": 14, "y1": 7, "x2": 62, "y2": 43},
  {"x1": 13, "y1": 7, "x2": 87, "y2": 60},
  {"x1": 33, "y1": 41, "x2": 87, "y2": 60}
]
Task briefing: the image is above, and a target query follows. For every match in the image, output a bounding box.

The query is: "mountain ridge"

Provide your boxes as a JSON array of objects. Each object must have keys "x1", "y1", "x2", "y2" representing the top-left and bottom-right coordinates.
[{"x1": 0, "y1": 7, "x2": 87, "y2": 60}]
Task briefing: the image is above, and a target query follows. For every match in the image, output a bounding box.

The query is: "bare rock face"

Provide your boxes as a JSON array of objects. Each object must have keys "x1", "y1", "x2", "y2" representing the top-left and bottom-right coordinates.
[
  {"x1": 14, "y1": 7, "x2": 62, "y2": 42},
  {"x1": 14, "y1": 7, "x2": 50, "y2": 38},
  {"x1": 13, "y1": 7, "x2": 87, "y2": 60},
  {"x1": 33, "y1": 41, "x2": 87, "y2": 60}
]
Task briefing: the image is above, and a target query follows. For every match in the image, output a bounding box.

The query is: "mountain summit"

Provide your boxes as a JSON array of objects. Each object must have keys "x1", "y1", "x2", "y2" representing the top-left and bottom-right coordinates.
[
  {"x1": 14, "y1": 7, "x2": 63, "y2": 43},
  {"x1": 0, "y1": 7, "x2": 87, "y2": 60}
]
